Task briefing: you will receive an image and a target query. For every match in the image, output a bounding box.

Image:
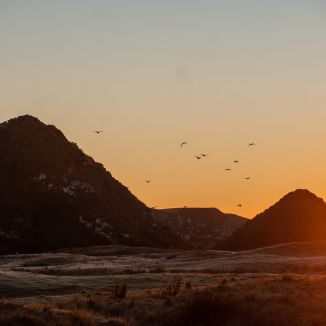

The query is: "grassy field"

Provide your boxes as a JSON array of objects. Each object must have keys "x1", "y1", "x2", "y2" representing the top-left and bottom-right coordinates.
[{"x1": 1, "y1": 242, "x2": 326, "y2": 325}]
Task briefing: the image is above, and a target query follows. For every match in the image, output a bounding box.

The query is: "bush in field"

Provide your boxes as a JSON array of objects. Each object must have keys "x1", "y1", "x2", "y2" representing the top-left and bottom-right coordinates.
[
  {"x1": 110, "y1": 280, "x2": 128, "y2": 299},
  {"x1": 174, "y1": 289, "x2": 252, "y2": 326},
  {"x1": 160, "y1": 277, "x2": 182, "y2": 296}
]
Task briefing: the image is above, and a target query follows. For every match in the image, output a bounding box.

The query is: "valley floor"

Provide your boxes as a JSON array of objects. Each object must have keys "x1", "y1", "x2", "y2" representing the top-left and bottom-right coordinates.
[{"x1": 1, "y1": 242, "x2": 326, "y2": 325}]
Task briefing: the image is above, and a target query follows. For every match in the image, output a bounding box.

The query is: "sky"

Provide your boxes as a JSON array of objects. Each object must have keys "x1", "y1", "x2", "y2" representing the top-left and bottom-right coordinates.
[{"x1": 1, "y1": 0, "x2": 326, "y2": 217}]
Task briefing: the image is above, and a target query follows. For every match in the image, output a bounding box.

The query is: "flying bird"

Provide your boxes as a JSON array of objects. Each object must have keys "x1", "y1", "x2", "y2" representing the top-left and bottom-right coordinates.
[
  {"x1": 245, "y1": 177, "x2": 251, "y2": 180},
  {"x1": 225, "y1": 168, "x2": 231, "y2": 171},
  {"x1": 195, "y1": 156, "x2": 202, "y2": 160},
  {"x1": 93, "y1": 130, "x2": 103, "y2": 134},
  {"x1": 237, "y1": 204, "x2": 242, "y2": 207},
  {"x1": 234, "y1": 160, "x2": 239, "y2": 164},
  {"x1": 248, "y1": 143, "x2": 255, "y2": 147},
  {"x1": 201, "y1": 154, "x2": 209, "y2": 157},
  {"x1": 145, "y1": 180, "x2": 151, "y2": 183},
  {"x1": 180, "y1": 141, "x2": 188, "y2": 147}
]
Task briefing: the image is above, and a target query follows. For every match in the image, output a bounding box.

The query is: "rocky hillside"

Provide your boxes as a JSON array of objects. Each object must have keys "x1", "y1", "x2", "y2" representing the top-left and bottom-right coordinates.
[
  {"x1": 0, "y1": 115, "x2": 181, "y2": 253},
  {"x1": 220, "y1": 189, "x2": 326, "y2": 250},
  {"x1": 154, "y1": 208, "x2": 247, "y2": 249}
]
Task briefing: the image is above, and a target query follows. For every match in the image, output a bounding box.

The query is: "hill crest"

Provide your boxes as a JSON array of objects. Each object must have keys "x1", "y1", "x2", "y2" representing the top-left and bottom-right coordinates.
[
  {"x1": 0, "y1": 115, "x2": 181, "y2": 253},
  {"x1": 220, "y1": 189, "x2": 326, "y2": 250}
]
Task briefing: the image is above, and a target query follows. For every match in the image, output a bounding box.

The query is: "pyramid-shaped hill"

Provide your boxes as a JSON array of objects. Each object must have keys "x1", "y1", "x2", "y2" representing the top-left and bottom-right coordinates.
[
  {"x1": 219, "y1": 189, "x2": 326, "y2": 250},
  {"x1": 0, "y1": 115, "x2": 181, "y2": 253},
  {"x1": 153, "y1": 207, "x2": 247, "y2": 249}
]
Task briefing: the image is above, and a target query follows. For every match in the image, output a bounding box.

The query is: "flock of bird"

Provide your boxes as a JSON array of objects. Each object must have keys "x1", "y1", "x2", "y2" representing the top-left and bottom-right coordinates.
[
  {"x1": 145, "y1": 140, "x2": 255, "y2": 209},
  {"x1": 92, "y1": 131, "x2": 255, "y2": 210}
]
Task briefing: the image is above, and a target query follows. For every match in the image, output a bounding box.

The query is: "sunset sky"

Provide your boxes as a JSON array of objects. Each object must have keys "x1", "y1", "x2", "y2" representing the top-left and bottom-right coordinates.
[{"x1": 1, "y1": 1, "x2": 326, "y2": 217}]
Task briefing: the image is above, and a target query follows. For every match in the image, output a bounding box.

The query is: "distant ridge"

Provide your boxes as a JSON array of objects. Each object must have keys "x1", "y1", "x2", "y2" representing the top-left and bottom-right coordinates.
[
  {"x1": 154, "y1": 207, "x2": 247, "y2": 249},
  {"x1": 0, "y1": 115, "x2": 181, "y2": 253},
  {"x1": 219, "y1": 189, "x2": 326, "y2": 250}
]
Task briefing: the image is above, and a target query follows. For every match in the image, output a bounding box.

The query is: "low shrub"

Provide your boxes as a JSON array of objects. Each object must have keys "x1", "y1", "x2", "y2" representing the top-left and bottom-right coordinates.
[{"x1": 110, "y1": 281, "x2": 128, "y2": 299}]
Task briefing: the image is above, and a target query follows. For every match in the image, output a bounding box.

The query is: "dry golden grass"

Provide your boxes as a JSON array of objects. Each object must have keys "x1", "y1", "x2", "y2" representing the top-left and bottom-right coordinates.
[
  {"x1": 3, "y1": 274, "x2": 326, "y2": 325},
  {"x1": 0, "y1": 299, "x2": 95, "y2": 325}
]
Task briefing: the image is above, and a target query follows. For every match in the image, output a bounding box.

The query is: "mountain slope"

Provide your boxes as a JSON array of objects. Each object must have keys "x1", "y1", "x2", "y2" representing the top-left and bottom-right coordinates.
[
  {"x1": 154, "y1": 208, "x2": 247, "y2": 249},
  {"x1": 220, "y1": 189, "x2": 326, "y2": 250},
  {"x1": 0, "y1": 115, "x2": 181, "y2": 253}
]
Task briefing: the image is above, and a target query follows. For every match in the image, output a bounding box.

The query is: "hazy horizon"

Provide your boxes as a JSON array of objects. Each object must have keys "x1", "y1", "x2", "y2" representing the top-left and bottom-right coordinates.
[{"x1": 1, "y1": 1, "x2": 326, "y2": 217}]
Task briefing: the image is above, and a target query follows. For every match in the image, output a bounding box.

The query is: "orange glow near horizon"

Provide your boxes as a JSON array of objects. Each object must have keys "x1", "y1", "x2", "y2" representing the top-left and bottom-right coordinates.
[{"x1": 1, "y1": 2, "x2": 326, "y2": 218}]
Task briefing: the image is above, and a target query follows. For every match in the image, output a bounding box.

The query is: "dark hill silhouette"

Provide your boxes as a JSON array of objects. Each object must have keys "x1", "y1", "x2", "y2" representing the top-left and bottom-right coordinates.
[
  {"x1": 219, "y1": 189, "x2": 326, "y2": 250},
  {"x1": 0, "y1": 115, "x2": 181, "y2": 253},
  {"x1": 153, "y1": 208, "x2": 247, "y2": 249}
]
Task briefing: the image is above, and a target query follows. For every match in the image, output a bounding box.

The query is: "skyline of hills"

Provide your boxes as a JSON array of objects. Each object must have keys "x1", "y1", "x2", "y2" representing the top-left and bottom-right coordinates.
[
  {"x1": 0, "y1": 115, "x2": 181, "y2": 253},
  {"x1": 0, "y1": 115, "x2": 325, "y2": 253}
]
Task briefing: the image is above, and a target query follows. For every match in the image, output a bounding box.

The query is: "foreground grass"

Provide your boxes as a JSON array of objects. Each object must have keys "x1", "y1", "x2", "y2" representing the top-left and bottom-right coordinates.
[
  {"x1": 3, "y1": 274, "x2": 326, "y2": 325},
  {"x1": 0, "y1": 300, "x2": 95, "y2": 326}
]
